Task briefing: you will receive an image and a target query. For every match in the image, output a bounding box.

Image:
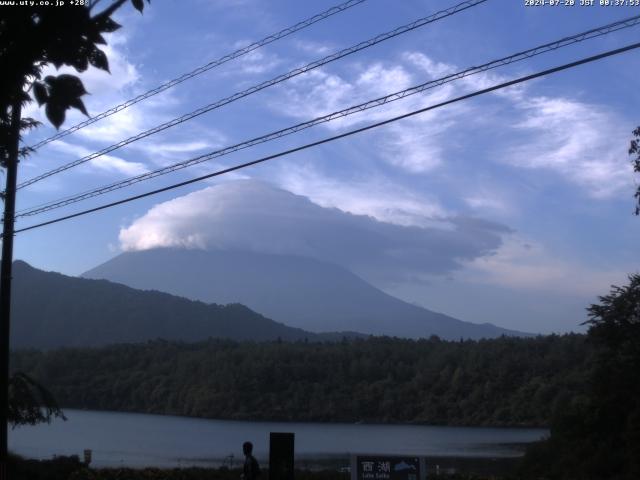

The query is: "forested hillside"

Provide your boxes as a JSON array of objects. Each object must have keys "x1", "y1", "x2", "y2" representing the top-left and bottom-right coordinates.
[
  {"x1": 12, "y1": 334, "x2": 591, "y2": 427},
  {"x1": 11, "y1": 260, "x2": 325, "y2": 347}
]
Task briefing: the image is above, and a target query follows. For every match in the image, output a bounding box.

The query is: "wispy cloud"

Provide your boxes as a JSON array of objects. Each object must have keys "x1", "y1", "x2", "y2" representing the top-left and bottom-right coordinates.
[
  {"x1": 224, "y1": 40, "x2": 283, "y2": 75},
  {"x1": 49, "y1": 140, "x2": 148, "y2": 177},
  {"x1": 504, "y1": 96, "x2": 634, "y2": 197},
  {"x1": 464, "y1": 190, "x2": 512, "y2": 215},
  {"x1": 276, "y1": 163, "x2": 447, "y2": 227},
  {"x1": 21, "y1": 30, "x2": 230, "y2": 191},
  {"x1": 270, "y1": 49, "x2": 633, "y2": 201},
  {"x1": 403, "y1": 52, "x2": 456, "y2": 79},
  {"x1": 462, "y1": 235, "x2": 628, "y2": 296},
  {"x1": 273, "y1": 59, "x2": 464, "y2": 175},
  {"x1": 131, "y1": 137, "x2": 225, "y2": 165},
  {"x1": 294, "y1": 39, "x2": 334, "y2": 56}
]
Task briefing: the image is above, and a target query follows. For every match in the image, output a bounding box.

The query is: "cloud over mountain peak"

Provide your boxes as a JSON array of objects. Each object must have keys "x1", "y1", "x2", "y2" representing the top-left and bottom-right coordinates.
[{"x1": 119, "y1": 180, "x2": 510, "y2": 286}]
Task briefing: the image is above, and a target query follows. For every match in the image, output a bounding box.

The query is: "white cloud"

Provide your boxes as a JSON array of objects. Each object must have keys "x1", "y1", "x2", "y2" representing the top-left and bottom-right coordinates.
[
  {"x1": 357, "y1": 63, "x2": 413, "y2": 95},
  {"x1": 294, "y1": 39, "x2": 333, "y2": 56},
  {"x1": 20, "y1": 29, "x2": 230, "y2": 193},
  {"x1": 274, "y1": 59, "x2": 464, "y2": 174},
  {"x1": 275, "y1": 164, "x2": 447, "y2": 227},
  {"x1": 277, "y1": 69, "x2": 353, "y2": 122},
  {"x1": 49, "y1": 34, "x2": 140, "y2": 95},
  {"x1": 225, "y1": 40, "x2": 282, "y2": 75},
  {"x1": 144, "y1": 141, "x2": 214, "y2": 154},
  {"x1": 462, "y1": 180, "x2": 514, "y2": 216},
  {"x1": 462, "y1": 235, "x2": 628, "y2": 296},
  {"x1": 277, "y1": 61, "x2": 442, "y2": 127},
  {"x1": 403, "y1": 52, "x2": 456, "y2": 79},
  {"x1": 271, "y1": 49, "x2": 633, "y2": 200},
  {"x1": 75, "y1": 107, "x2": 147, "y2": 144},
  {"x1": 29, "y1": 34, "x2": 139, "y2": 107},
  {"x1": 88, "y1": 154, "x2": 148, "y2": 176},
  {"x1": 119, "y1": 180, "x2": 510, "y2": 285},
  {"x1": 48, "y1": 140, "x2": 148, "y2": 176},
  {"x1": 132, "y1": 138, "x2": 224, "y2": 165},
  {"x1": 80, "y1": 37, "x2": 141, "y2": 93},
  {"x1": 464, "y1": 193, "x2": 510, "y2": 214},
  {"x1": 72, "y1": 86, "x2": 182, "y2": 146},
  {"x1": 21, "y1": 31, "x2": 155, "y2": 149},
  {"x1": 505, "y1": 96, "x2": 633, "y2": 197},
  {"x1": 22, "y1": 35, "x2": 141, "y2": 133},
  {"x1": 380, "y1": 123, "x2": 448, "y2": 173}
]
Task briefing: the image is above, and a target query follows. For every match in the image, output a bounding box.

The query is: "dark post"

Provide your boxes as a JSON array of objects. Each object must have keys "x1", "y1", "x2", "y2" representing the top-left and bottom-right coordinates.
[
  {"x1": 269, "y1": 432, "x2": 294, "y2": 480},
  {"x1": 0, "y1": 99, "x2": 22, "y2": 480}
]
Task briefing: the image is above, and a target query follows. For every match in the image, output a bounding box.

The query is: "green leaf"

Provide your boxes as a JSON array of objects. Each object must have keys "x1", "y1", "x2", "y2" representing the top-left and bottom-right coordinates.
[
  {"x1": 93, "y1": 32, "x2": 107, "y2": 45},
  {"x1": 88, "y1": 47, "x2": 109, "y2": 72},
  {"x1": 68, "y1": 97, "x2": 89, "y2": 117},
  {"x1": 45, "y1": 102, "x2": 66, "y2": 129},
  {"x1": 95, "y1": 16, "x2": 121, "y2": 33},
  {"x1": 50, "y1": 74, "x2": 88, "y2": 98},
  {"x1": 42, "y1": 75, "x2": 89, "y2": 128},
  {"x1": 71, "y1": 52, "x2": 89, "y2": 73},
  {"x1": 131, "y1": 0, "x2": 144, "y2": 13}
]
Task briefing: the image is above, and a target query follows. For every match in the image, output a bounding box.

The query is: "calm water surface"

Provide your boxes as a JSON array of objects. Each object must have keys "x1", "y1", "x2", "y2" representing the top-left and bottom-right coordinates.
[{"x1": 9, "y1": 409, "x2": 547, "y2": 468}]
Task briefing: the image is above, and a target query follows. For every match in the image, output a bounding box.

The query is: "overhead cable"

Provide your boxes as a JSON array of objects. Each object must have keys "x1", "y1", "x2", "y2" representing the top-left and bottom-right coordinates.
[
  {"x1": 15, "y1": 14, "x2": 640, "y2": 218},
  {"x1": 12, "y1": 41, "x2": 640, "y2": 235},
  {"x1": 25, "y1": 0, "x2": 369, "y2": 151},
  {"x1": 17, "y1": 0, "x2": 488, "y2": 190}
]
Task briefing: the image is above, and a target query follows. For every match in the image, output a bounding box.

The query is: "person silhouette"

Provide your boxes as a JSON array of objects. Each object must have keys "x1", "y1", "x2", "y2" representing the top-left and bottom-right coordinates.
[{"x1": 241, "y1": 441, "x2": 261, "y2": 479}]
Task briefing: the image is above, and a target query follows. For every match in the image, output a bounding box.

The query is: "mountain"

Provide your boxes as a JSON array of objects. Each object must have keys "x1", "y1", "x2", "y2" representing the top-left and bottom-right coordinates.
[
  {"x1": 10, "y1": 260, "x2": 324, "y2": 349},
  {"x1": 83, "y1": 248, "x2": 529, "y2": 340}
]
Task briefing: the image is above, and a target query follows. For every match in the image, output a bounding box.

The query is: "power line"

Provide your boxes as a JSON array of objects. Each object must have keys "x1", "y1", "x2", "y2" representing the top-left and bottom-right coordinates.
[
  {"x1": 15, "y1": 14, "x2": 640, "y2": 218},
  {"x1": 17, "y1": 0, "x2": 488, "y2": 191},
  {"x1": 12, "y1": 41, "x2": 640, "y2": 236},
  {"x1": 25, "y1": 0, "x2": 368, "y2": 151}
]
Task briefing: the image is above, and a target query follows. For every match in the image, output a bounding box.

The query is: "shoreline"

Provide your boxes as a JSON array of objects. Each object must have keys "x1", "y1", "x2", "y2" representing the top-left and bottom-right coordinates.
[{"x1": 61, "y1": 406, "x2": 550, "y2": 430}]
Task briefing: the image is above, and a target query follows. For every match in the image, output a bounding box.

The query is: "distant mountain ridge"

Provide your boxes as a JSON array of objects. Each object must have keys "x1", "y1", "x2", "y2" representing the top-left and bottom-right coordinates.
[
  {"x1": 11, "y1": 260, "x2": 328, "y2": 349},
  {"x1": 83, "y1": 248, "x2": 529, "y2": 340}
]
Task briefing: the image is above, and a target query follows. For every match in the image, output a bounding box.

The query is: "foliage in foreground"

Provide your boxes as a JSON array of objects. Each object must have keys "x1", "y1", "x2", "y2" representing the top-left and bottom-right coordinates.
[
  {"x1": 8, "y1": 453, "x2": 84, "y2": 480},
  {"x1": 13, "y1": 334, "x2": 590, "y2": 427},
  {"x1": 8, "y1": 372, "x2": 65, "y2": 428},
  {"x1": 521, "y1": 274, "x2": 640, "y2": 479}
]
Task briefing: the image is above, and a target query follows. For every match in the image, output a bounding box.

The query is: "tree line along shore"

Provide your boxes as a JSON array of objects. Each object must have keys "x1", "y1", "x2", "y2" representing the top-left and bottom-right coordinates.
[{"x1": 12, "y1": 334, "x2": 588, "y2": 427}]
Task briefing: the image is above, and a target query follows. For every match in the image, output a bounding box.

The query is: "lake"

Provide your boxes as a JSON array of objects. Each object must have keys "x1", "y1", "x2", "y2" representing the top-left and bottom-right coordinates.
[{"x1": 9, "y1": 409, "x2": 547, "y2": 468}]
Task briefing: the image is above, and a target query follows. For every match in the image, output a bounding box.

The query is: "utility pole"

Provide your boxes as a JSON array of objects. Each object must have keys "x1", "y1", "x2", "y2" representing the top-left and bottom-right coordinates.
[{"x1": 0, "y1": 99, "x2": 22, "y2": 480}]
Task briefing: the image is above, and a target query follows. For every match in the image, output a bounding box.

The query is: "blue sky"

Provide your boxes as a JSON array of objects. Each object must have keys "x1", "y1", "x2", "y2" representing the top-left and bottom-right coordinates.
[{"x1": 14, "y1": 0, "x2": 640, "y2": 334}]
